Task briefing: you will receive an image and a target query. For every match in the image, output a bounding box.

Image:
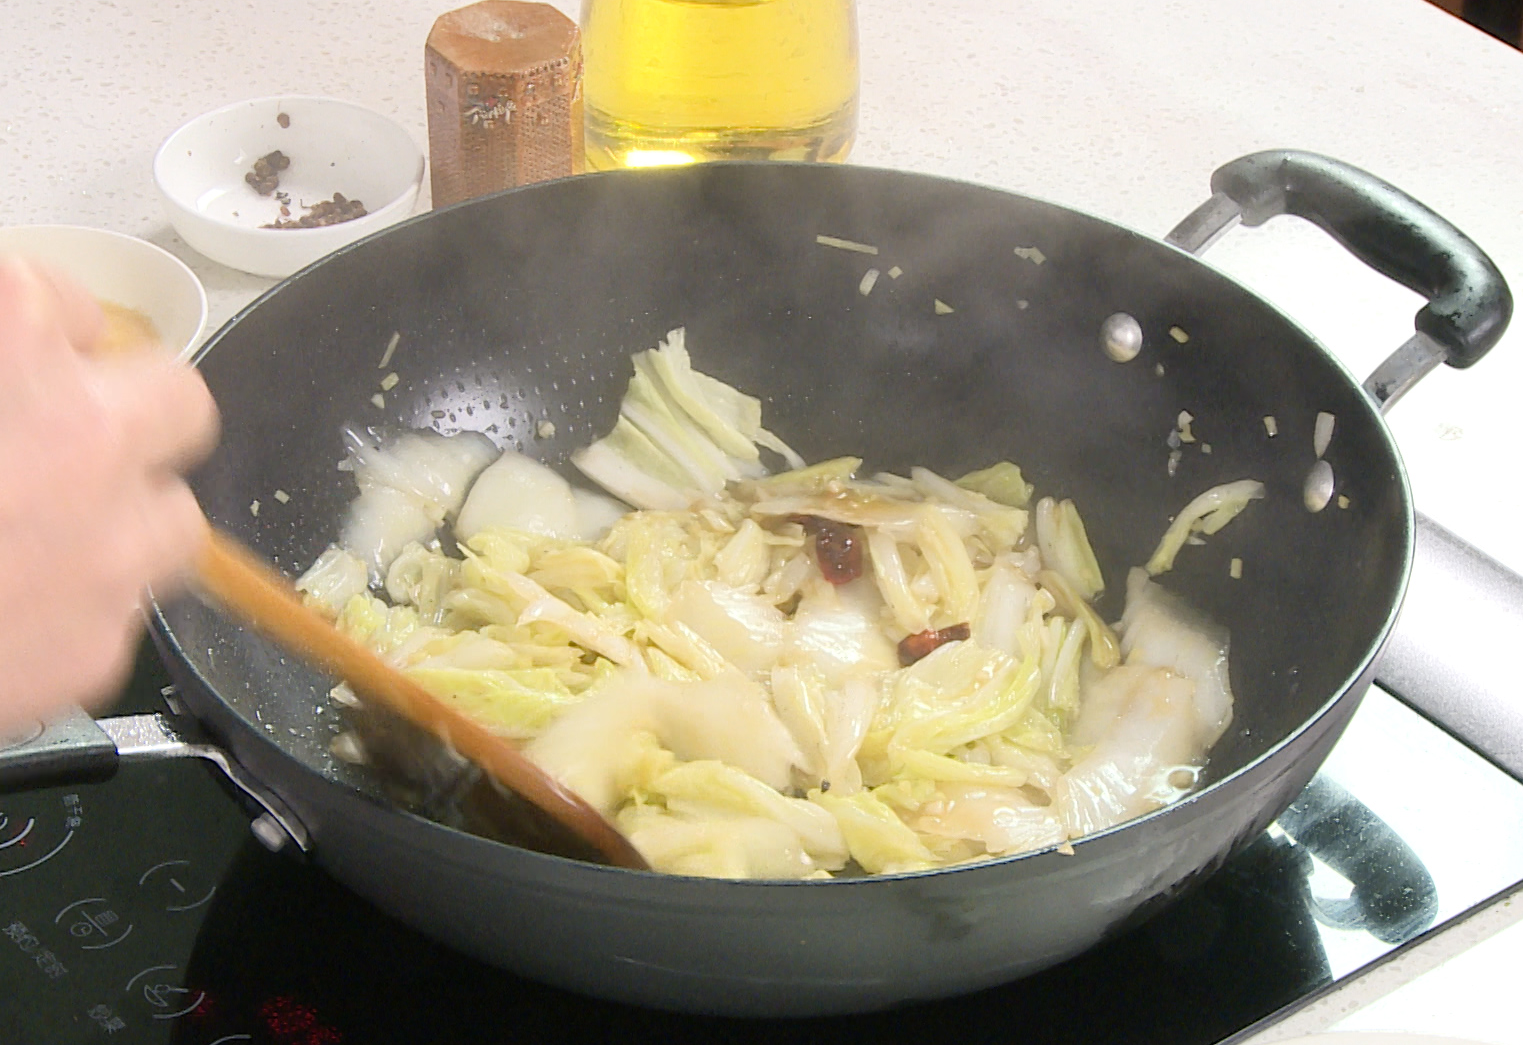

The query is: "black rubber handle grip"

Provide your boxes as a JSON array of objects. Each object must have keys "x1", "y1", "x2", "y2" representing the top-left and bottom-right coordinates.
[
  {"x1": 1212, "y1": 150, "x2": 1512, "y2": 369},
  {"x1": 1276, "y1": 775, "x2": 1437, "y2": 946},
  {"x1": 0, "y1": 709, "x2": 118, "y2": 792}
]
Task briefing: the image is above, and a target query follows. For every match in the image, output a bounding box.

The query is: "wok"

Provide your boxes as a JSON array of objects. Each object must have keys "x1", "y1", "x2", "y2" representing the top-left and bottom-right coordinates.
[{"x1": 1, "y1": 150, "x2": 1513, "y2": 1016}]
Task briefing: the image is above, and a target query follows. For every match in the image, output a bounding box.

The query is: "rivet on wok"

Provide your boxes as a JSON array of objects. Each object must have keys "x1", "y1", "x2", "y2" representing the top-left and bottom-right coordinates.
[
  {"x1": 250, "y1": 813, "x2": 291, "y2": 853},
  {"x1": 1304, "y1": 459, "x2": 1336, "y2": 513},
  {"x1": 1101, "y1": 312, "x2": 1143, "y2": 363}
]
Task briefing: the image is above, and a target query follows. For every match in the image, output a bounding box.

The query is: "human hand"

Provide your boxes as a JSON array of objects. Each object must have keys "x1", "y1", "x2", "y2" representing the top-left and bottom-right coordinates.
[{"x1": 0, "y1": 258, "x2": 219, "y2": 733}]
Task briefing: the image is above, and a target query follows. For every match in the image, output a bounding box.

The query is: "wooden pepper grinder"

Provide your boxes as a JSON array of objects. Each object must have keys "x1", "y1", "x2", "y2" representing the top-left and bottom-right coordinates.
[{"x1": 425, "y1": 1, "x2": 584, "y2": 207}]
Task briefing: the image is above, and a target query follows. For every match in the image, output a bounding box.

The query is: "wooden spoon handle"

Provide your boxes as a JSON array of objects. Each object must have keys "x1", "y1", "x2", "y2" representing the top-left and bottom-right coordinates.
[{"x1": 194, "y1": 528, "x2": 648, "y2": 871}]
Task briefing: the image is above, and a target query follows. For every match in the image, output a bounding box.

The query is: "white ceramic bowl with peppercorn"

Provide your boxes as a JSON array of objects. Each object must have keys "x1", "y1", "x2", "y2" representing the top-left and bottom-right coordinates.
[{"x1": 154, "y1": 96, "x2": 426, "y2": 279}]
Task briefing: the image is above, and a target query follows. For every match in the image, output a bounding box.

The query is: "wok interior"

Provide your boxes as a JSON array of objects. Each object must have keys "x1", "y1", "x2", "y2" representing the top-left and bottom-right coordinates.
[{"x1": 164, "y1": 163, "x2": 1409, "y2": 830}]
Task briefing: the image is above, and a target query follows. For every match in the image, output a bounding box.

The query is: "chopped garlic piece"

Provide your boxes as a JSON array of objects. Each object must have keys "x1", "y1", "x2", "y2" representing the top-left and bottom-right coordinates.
[
  {"x1": 1013, "y1": 246, "x2": 1046, "y2": 265},
  {"x1": 1264, "y1": 416, "x2": 1278, "y2": 437},
  {"x1": 1338, "y1": 495, "x2": 1351, "y2": 510},
  {"x1": 1229, "y1": 557, "x2": 1243, "y2": 579},
  {"x1": 934, "y1": 299, "x2": 955, "y2": 315},
  {"x1": 887, "y1": 265, "x2": 903, "y2": 279},
  {"x1": 815, "y1": 234, "x2": 878, "y2": 255},
  {"x1": 249, "y1": 500, "x2": 261, "y2": 517},
  {"x1": 378, "y1": 331, "x2": 400, "y2": 369},
  {"x1": 1314, "y1": 411, "x2": 1336, "y2": 459},
  {"x1": 380, "y1": 371, "x2": 400, "y2": 391},
  {"x1": 273, "y1": 489, "x2": 290, "y2": 504},
  {"x1": 331, "y1": 731, "x2": 367, "y2": 764},
  {"x1": 858, "y1": 268, "x2": 880, "y2": 296},
  {"x1": 371, "y1": 393, "x2": 386, "y2": 409},
  {"x1": 1169, "y1": 326, "x2": 1190, "y2": 344},
  {"x1": 537, "y1": 420, "x2": 557, "y2": 438}
]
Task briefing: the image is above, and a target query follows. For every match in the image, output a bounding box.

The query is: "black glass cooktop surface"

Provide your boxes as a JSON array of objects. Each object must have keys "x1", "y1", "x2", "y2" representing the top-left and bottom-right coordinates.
[{"x1": 4, "y1": 643, "x2": 1523, "y2": 1045}]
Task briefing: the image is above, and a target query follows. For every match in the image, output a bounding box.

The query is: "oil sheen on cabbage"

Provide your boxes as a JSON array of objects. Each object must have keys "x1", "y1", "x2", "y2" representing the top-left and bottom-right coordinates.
[{"x1": 579, "y1": 0, "x2": 859, "y2": 170}]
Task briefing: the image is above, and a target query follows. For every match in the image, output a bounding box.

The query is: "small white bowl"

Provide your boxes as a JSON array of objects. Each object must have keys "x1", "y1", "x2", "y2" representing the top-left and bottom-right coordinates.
[
  {"x1": 0, "y1": 224, "x2": 208, "y2": 361},
  {"x1": 154, "y1": 95, "x2": 425, "y2": 279}
]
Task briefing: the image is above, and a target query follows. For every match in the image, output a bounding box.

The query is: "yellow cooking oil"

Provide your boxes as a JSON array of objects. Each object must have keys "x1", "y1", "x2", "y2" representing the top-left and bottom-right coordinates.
[{"x1": 579, "y1": 0, "x2": 859, "y2": 170}]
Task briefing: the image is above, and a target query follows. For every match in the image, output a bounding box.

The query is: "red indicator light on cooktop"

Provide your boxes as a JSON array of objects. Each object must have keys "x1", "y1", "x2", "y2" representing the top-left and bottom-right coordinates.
[{"x1": 259, "y1": 994, "x2": 343, "y2": 1044}]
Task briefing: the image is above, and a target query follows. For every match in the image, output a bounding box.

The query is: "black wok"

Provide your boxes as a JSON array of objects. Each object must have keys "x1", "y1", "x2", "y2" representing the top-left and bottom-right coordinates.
[{"x1": 3, "y1": 151, "x2": 1511, "y2": 1016}]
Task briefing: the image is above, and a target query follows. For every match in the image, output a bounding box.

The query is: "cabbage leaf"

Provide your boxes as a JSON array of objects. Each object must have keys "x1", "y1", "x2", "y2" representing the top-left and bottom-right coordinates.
[
  {"x1": 572, "y1": 328, "x2": 803, "y2": 508},
  {"x1": 1146, "y1": 479, "x2": 1266, "y2": 575}
]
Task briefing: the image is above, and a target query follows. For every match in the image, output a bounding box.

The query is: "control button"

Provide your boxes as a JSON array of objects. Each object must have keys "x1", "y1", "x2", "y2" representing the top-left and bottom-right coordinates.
[
  {"x1": 55, "y1": 897, "x2": 133, "y2": 950},
  {"x1": 0, "y1": 813, "x2": 34, "y2": 850},
  {"x1": 125, "y1": 962, "x2": 209, "y2": 1021},
  {"x1": 0, "y1": 794, "x2": 79, "y2": 878},
  {"x1": 138, "y1": 859, "x2": 217, "y2": 912}
]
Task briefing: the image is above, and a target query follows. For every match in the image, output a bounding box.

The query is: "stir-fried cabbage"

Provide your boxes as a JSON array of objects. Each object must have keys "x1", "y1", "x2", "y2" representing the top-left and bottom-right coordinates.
[
  {"x1": 570, "y1": 328, "x2": 803, "y2": 509},
  {"x1": 298, "y1": 331, "x2": 1248, "y2": 880},
  {"x1": 335, "y1": 427, "x2": 498, "y2": 583},
  {"x1": 1146, "y1": 479, "x2": 1266, "y2": 576}
]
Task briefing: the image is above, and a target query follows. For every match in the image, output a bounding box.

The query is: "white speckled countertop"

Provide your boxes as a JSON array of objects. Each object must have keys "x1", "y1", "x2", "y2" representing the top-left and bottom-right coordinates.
[{"x1": 4, "y1": 0, "x2": 1523, "y2": 1040}]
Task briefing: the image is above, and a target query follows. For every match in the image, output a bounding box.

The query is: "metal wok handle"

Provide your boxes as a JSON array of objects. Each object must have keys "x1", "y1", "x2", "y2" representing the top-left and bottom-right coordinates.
[
  {"x1": 0, "y1": 704, "x2": 310, "y2": 854},
  {"x1": 1168, "y1": 149, "x2": 1513, "y2": 408},
  {"x1": 1170, "y1": 154, "x2": 1523, "y2": 782}
]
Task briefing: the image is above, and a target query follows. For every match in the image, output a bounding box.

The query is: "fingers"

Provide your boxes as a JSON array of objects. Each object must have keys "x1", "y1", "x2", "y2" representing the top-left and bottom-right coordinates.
[
  {"x1": 55, "y1": 611, "x2": 145, "y2": 716},
  {"x1": 13, "y1": 478, "x2": 208, "y2": 717},
  {"x1": 0, "y1": 257, "x2": 104, "y2": 363},
  {"x1": 133, "y1": 476, "x2": 210, "y2": 598},
  {"x1": 88, "y1": 353, "x2": 221, "y2": 473},
  {"x1": 0, "y1": 609, "x2": 143, "y2": 725},
  {"x1": 28, "y1": 260, "x2": 105, "y2": 355},
  {"x1": 0, "y1": 258, "x2": 219, "y2": 728}
]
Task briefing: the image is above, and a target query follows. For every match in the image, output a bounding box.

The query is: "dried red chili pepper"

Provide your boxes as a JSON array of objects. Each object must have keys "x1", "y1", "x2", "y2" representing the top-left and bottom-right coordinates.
[
  {"x1": 897, "y1": 623, "x2": 972, "y2": 666},
  {"x1": 789, "y1": 514, "x2": 864, "y2": 585}
]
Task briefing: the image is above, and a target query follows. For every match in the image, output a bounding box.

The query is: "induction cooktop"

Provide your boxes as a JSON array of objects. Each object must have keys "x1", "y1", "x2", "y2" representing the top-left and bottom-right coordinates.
[{"x1": 4, "y1": 642, "x2": 1522, "y2": 1045}]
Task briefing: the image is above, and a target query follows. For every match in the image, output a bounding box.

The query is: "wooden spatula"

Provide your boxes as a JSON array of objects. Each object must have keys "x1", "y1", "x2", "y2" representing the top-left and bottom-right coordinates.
[{"x1": 194, "y1": 527, "x2": 649, "y2": 871}]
